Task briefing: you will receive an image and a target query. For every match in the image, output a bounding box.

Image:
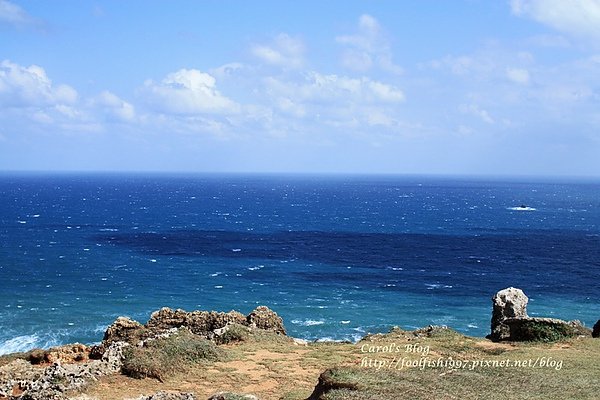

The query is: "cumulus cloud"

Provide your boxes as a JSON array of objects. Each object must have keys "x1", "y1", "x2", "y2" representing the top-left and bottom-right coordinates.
[
  {"x1": 511, "y1": 0, "x2": 600, "y2": 42},
  {"x1": 92, "y1": 91, "x2": 136, "y2": 122},
  {"x1": 0, "y1": 60, "x2": 78, "y2": 107},
  {"x1": 251, "y1": 34, "x2": 305, "y2": 69},
  {"x1": 140, "y1": 68, "x2": 239, "y2": 115},
  {"x1": 336, "y1": 14, "x2": 403, "y2": 74}
]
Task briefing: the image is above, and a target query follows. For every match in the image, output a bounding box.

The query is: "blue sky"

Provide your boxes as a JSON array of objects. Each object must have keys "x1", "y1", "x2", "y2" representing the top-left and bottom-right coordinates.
[{"x1": 1, "y1": 0, "x2": 600, "y2": 176}]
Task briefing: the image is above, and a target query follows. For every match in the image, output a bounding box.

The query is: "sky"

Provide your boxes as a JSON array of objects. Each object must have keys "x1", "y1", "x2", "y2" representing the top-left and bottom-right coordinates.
[{"x1": 1, "y1": 0, "x2": 600, "y2": 176}]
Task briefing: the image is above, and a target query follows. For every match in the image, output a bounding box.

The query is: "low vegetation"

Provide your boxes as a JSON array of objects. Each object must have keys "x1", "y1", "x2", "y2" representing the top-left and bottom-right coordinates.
[{"x1": 121, "y1": 329, "x2": 225, "y2": 381}]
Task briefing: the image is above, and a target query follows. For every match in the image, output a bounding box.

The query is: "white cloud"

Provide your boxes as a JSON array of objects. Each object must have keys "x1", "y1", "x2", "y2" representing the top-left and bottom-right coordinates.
[
  {"x1": 511, "y1": 0, "x2": 600, "y2": 41},
  {"x1": 336, "y1": 14, "x2": 403, "y2": 74},
  {"x1": 0, "y1": 60, "x2": 78, "y2": 107},
  {"x1": 140, "y1": 68, "x2": 239, "y2": 115},
  {"x1": 256, "y1": 71, "x2": 407, "y2": 135},
  {"x1": 92, "y1": 91, "x2": 136, "y2": 122},
  {"x1": 460, "y1": 104, "x2": 495, "y2": 124},
  {"x1": 506, "y1": 67, "x2": 530, "y2": 84},
  {"x1": 251, "y1": 34, "x2": 305, "y2": 69},
  {"x1": 0, "y1": 0, "x2": 32, "y2": 26},
  {"x1": 266, "y1": 72, "x2": 405, "y2": 104}
]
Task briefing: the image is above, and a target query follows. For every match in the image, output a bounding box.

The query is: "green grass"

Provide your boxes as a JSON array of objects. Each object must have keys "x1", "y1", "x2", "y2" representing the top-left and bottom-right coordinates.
[
  {"x1": 121, "y1": 329, "x2": 225, "y2": 381},
  {"x1": 309, "y1": 334, "x2": 600, "y2": 400}
]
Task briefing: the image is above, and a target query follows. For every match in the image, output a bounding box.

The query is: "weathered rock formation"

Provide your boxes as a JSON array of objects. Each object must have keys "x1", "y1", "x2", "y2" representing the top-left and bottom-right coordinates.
[
  {"x1": 0, "y1": 342, "x2": 127, "y2": 400},
  {"x1": 1, "y1": 306, "x2": 284, "y2": 399},
  {"x1": 25, "y1": 344, "x2": 89, "y2": 365},
  {"x1": 593, "y1": 320, "x2": 600, "y2": 338},
  {"x1": 102, "y1": 306, "x2": 286, "y2": 347},
  {"x1": 489, "y1": 287, "x2": 591, "y2": 342},
  {"x1": 489, "y1": 287, "x2": 529, "y2": 341},
  {"x1": 207, "y1": 392, "x2": 259, "y2": 400},
  {"x1": 131, "y1": 391, "x2": 197, "y2": 400},
  {"x1": 103, "y1": 317, "x2": 144, "y2": 345}
]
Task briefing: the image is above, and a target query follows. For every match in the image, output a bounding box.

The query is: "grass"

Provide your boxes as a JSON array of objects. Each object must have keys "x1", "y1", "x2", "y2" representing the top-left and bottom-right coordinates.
[
  {"x1": 310, "y1": 330, "x2": 600, "y2": 400},
  {"x1": 121, "y1": 329, "x2": 225, "y2": 382},
  {"x1": 71, "y1": 326, "x2": 600, "y2": 400}
]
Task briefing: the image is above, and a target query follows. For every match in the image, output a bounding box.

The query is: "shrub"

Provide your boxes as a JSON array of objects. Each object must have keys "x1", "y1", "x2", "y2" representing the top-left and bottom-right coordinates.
[
  {"x1": 216, "y1": 323, "x2": 250, "y2": 345},
  {"x1": 122, "y1": 330, "x2": 224, "y2": 381},
  {"x1": 517, "y1": 321, "x2": 577, "y2": 343}
]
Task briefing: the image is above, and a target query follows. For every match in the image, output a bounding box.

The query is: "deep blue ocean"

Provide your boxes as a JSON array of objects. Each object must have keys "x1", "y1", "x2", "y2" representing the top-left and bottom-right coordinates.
[{"x1": 1, "y1": 174, "x2": 599, "y2": 355}]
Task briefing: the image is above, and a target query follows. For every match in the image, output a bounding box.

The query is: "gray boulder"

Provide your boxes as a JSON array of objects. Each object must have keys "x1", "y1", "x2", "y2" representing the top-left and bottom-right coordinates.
[
  {"x1": 131, "y1": 391, "x2": 197, "y2": 400},
  {"x1": 488, "y1": 288, "x2": 591, "y2": 342},
  {"x1": 489, "y1": 287, "x2": 529, "y2": 341}
]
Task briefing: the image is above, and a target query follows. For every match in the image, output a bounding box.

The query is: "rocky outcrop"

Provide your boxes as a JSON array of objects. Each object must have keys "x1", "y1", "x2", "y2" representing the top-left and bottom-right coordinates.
[
  {"x1": 489, "y1": 287, "x2": 529, "y2": 341},
  {"x1": 246, "y1": 306, "x2": 286, "y2": 335},
  {"x1": 147, "y1": 308, "x2": 247, "y2": 336},
  {"x1": 489, "y1": 288, "x2": 591, "y2": 342},
  {"x1": 207, "y1": 392, "x2": 258, "y2": 400},
  {"x1": 103, "y1": 306, "x2": 285, "y2": 346},
  {"x1": 0, "y1": 342, "x2": 128, "y2": 400},
  {"x1": 593, "y1": 320, "x2": 600, "y2": 338},
  {"x1": 103, "y1": 317, "x2": 145, "y2": 345},
  {"x1": 26, "y1": 344, "x2": 89, "y2": 365},
  {"x1": 131, "y1": 391, "x2": 197, "y2": 400}
]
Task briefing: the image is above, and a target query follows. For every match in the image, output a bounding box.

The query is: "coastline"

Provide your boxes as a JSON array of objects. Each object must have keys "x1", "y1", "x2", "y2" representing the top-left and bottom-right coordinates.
[{"x1": 1, "y1": 287, "x2": 598, "y2": 399}]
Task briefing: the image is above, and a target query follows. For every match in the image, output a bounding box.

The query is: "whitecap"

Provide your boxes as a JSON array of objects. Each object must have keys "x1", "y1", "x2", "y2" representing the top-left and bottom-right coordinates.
[
  {"x1": 232, "y1": 248, "x2": 242, "y2": 252},
  {"x1": 340, "y1": 320, "x2": 351, "y2": 324},
  {"x1": 17, "y1": 220, "x2": 26, "y2": 224},
  {"x1": 0, "y1": 335, "x2": 39, "y2": 355},
  {"x1": 291, "y1": 319, "x2": 325, "y2": 326}
]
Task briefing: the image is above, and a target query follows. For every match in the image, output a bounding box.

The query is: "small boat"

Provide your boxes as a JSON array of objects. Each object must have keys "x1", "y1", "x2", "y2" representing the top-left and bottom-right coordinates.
[{"x1": 508, "y1": 204, "x2": 536, "y2": 211}]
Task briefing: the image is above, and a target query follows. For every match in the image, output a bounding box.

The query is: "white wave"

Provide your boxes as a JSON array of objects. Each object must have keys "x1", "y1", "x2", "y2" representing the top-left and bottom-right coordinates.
[
  {"x1": 0, "y1": 335, "x2": 40, "y2": 355},
  {"x1": 232, "y1": 248, "x2": 242, "y2": 252},
  {"x1": 17, "y1": 220, "x2": 26, "y2": 224},
  {"x1": 340, "y1": 320, "x2": 351, "y2": 324},
  {"x1": 99, "y1": 228, "x2": 119, "y2": 232},
  {"x1": 291, "y1": 319, "x2": 325, "y2": 326},
  {"x1": 425, "y1": 283, "x2": 441, "y2": 289}
]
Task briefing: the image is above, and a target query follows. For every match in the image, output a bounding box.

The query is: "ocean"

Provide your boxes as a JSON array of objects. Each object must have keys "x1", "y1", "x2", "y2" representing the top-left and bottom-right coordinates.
[{"x1": 1, "y1": 173, "x2": 599, "y2": 355}]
